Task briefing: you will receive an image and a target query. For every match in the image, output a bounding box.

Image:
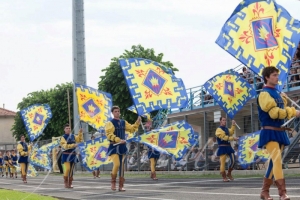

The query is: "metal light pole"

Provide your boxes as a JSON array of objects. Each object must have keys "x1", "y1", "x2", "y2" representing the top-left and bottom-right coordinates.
[{"x1": 72, "y1": 0, "x2": 89, "y2": 141}]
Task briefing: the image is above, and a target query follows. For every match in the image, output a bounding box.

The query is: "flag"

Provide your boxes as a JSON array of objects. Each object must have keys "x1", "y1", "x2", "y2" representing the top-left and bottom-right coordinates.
[
  {"x1": 119, "y1": 58, "x2": 188, "y2": 116},
  {"x1": 21, "y1": 104, "x2": 52, "y2": 141},
  {"x1": 30, "y1": 148, "x2": 52, "y2": 170},
  {"x1": 75, "y1": 84, "x2": 113, "y2": 131},
  {"x1": 125, "y1": 131, "x2": 135, "y2": 141},
  {"x1": 216, "y1": 0, "x2": 300, "y2": 91},
  {"x1": 78, "y1": 137, "x2": 112, "y2": 171},
  {"x1": 204, "y1": 69, "x2": 256, "y2": 119},
  {"x1": 256, "y1": 148, "x2": 269, "y2": 162},
  {"x1": 129, "y1": 121, "x2": 197, "y2": 160},
  {"x1": 238, "y1": 131, "x2": 269, "y2": 168},
  {"x1": 27, "y1": 163, "x2": 39, "y2": 177},
  {"x1": 38, "y1": 140, "x2": 60, "y2": 154},
  {"x1": 127, "y1": 105, "x2": 151, "y2": 120}
]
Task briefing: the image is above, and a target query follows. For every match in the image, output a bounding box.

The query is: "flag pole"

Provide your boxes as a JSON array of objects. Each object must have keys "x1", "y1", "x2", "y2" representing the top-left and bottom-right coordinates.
[{"x1": 67, "y1": 89, "x2": 72, "y2": 128}]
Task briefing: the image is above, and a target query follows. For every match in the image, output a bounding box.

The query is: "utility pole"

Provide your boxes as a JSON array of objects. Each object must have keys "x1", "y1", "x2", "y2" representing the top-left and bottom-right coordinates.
[{"x1": 72, "y1": 0, "x2": 88, "y2": 140}]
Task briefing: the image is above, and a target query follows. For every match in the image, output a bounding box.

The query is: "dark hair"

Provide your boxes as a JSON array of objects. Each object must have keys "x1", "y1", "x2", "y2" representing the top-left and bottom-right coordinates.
[
  {"x1": 20, "y1": 135, "x2": 25, "y2": 139},
  {"x1": 220, "y1": 116, "x2": 225, "y2": 121},
  {"x1": 111, "y1": 106, "x2": 120, "y2": 112},
  {"x1": 262, "y1": 66, "x2": 279, "y2": 84},
  {"x1": 64, "y1": 124, "x2": 70, "y2": 128}
]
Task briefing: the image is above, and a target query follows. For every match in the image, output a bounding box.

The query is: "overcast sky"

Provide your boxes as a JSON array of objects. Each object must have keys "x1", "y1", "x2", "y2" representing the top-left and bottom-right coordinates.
[{"x1": 0, "y1": 0, "x2": 299, "y2": 111}]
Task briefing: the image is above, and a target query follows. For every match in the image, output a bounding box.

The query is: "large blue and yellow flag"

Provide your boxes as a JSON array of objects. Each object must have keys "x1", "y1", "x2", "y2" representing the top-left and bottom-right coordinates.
[
  {"x1": 75, "y1": 84, "x2": 113, "y2": 131},
  {"x1": 216, "y1": 0, "x2": 300, "y2": 91},
  {"x1": 27, "y1": 164, "x2": 39, "y2": 177},
  {"x1": 238, "y1": 131, "x2": 269, "y2": 168},
  {"x1": 21, "y1": 104, "x2": 52, "y2": 141},
  {"x1": 30, "y1": 148, "x2": 52, "y2": 170},
  {"x1": 119, "y1": 58, "x2": 188, "y2": 116},
  {"x1": 204, "y1": 69, "x2": 256, "y2": 119},
  {"x1": 78, "y1": 137, "x2": 112, "y2": 171},
  {"x1": 128, "y1": 121, "x2": 197, "y2": 160},
  {"x1": 38, "y1": 140, "x2": 60, "y2": 154}
]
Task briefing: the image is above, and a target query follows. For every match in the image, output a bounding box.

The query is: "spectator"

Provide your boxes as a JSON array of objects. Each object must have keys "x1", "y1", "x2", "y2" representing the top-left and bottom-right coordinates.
[
  {"x1": 289, "y1": 68, "x2": 300, "y2": 87},
  {"x1": 242, "y1": 67, "x2": 251, "y2": 78},
  {"x1": 172, "y1": 156, "x2": 186, "y2": 171},
  {"x1": 128, "y1": 153, "x2": 138, "y2": 171},
  {"x1": 255, "y1": 77, "x2": 263, "y2": 94},
  {"x1": 140, "y1": 150, "x2": 149, "y2": 164}
]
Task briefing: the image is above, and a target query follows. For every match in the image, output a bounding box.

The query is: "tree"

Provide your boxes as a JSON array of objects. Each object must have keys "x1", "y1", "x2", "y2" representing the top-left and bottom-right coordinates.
[
  {"x1": 98, "y1": 44, "x2": 178, "y2": 123},
  {"x1": 11, "y1": 83, "x2": 74, "y2": 141}
]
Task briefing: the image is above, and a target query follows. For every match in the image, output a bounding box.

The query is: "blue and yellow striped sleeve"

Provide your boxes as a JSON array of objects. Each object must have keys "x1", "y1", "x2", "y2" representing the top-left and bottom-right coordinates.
[
  {"x1": 216, "y1": 128, "x2": 234, "y2": 141},
  {"x1": 105, "y1": 121, "x2": 120, "y2": 143},
  {"x1": 259, "y1": 92, "x2": 296, "y2": 119}
]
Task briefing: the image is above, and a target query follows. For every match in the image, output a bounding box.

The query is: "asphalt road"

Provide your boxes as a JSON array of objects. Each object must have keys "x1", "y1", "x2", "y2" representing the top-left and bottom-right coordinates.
[{"x1": 0, "y1": 175, "x2": 300, "y2": 200}]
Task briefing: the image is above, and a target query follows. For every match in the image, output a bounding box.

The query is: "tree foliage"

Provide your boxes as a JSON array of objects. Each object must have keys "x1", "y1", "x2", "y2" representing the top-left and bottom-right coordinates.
[
  {"x1": 98, "y1": 45, "x2": 178, "y2": 123},
  {"x1": 11, "y1": 83, "x2": 74, "y2": 141}
]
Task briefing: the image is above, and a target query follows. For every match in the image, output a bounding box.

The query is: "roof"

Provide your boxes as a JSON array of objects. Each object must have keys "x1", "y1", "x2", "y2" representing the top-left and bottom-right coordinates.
[{"x1": 0, "y1": 108, "x2": 16, "y2": 117}]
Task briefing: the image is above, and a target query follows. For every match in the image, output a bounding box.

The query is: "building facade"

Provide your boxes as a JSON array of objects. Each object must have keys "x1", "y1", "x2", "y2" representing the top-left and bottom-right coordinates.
[{"x1": 0, "y1": 108, "x2": 17, "y2": 150}]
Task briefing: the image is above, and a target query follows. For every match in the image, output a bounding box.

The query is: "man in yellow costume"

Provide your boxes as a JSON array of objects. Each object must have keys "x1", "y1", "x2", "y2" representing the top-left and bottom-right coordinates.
[
  {"x1": 258, "y1": 67, "x2": 300, "y2": 200},
  {"x1": 17, "y1": 135, "x2": 32, "y2": 183},
  {"x1": 4, "y1": 151, "x2": 12, "y2": 178},
  {"x1": 10, "y1": 149, "x2": 18, "y2": 179},
  {"x1": 60, "y1": 124, "x2": 83, "y2": 188},
  {"x1": 0, "y1": 152, "x2": 4, "y2": 177},
  {"x1": 148, "y1": 147, "x2": 160, "y2": 180},
  {"x1": 105, "y1": 106, "x2": 140, "y2": 191},
  {"x1": 215, "y1": 117, "x2": 238, "y2": 182}
]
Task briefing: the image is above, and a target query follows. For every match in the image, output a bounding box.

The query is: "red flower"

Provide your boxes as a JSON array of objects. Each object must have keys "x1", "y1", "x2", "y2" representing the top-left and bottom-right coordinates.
[
  {"x1": 146, "y1": 135, "x2": 157, "y2": 143},
  {"x1": 216, "y1": 83, "x2": 223, "y2": 90},
  {"x1": 80, "y1": 94, "x2": 87, "y2": 101},
  {"x1": 163, "y1": 87, "x2": 172, "y2": 95},
  {"x1": 235, "y1": 88, "x2": 243, "y2": 94},
  {"x1": 239, "y1": 31, "x2": 252, "y2": 44},
  {"x1": 145, "y1": 90, "x2": 153, "y2": 99},
  {"x1": 252, "y1": 2, "x2": 264, "y2": 17},
  {"x1": 264, "y1": 51, "x2": 274, "y2": 66},
  {"x1": 179, "y1": 137, "x2": 188, "y2": 145},
  {"x1": 135, "y1": 70, "x2": 146, "y2": 77}
]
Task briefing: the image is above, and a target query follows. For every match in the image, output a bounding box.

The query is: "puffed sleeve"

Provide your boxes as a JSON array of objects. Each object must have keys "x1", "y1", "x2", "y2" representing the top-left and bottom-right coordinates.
[
  {"x1": 216, "y1": 128, "x2": 234, "y2": 141},
  {"x1": 125, "y1": 121, "x2": 140, "y2": 133},
  {"x1": 28, "y1": 144, "x2": 32, "y2": 153},
  {"x1": 60, "y1": 136, "x2": 76, "y2": 150},
  {"x1": 228, "y1": 125, "x2": 235, "y2": 136},
  {"x1": 259, "y1": 92, "x2": 296, "y2": 119},
  {"x1": 105, "y1": 121, "x2": 120, "y2": 143},
  {"x1": 75, "y1": 129, "x2": 83, "y2": 143},
  {"x1": 17, "y1": 143, "x2": 27, "y2": 156}
]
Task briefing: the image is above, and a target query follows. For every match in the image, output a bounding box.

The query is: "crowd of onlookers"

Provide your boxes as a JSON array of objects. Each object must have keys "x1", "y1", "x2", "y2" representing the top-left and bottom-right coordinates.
[
  {"x1": 240, "y1": 43, "x2": 300, "y2": 90},
  {"x1": 290, "y1": 43, "x2": 300, "y2": 87},
  {"x1": 198, "y1": 43, "x2": 300, "y2": 106}
]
